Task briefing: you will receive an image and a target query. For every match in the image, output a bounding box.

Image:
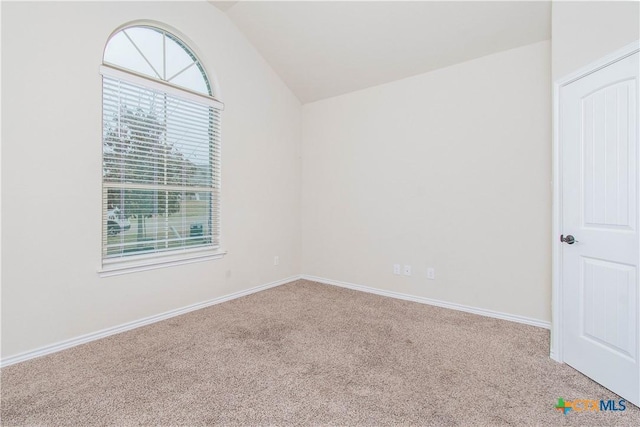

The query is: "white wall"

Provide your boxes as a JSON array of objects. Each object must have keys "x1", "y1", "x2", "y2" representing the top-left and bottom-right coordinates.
[
  {"x1": 1, "y1": 1, "x2": 302, "y2": 359},
  {"x1": 302, "y1": 41, "x2": 552, "y2": 322},
  {"x1": 552, "y1": 0, "x2": 640, "y2": 80}
]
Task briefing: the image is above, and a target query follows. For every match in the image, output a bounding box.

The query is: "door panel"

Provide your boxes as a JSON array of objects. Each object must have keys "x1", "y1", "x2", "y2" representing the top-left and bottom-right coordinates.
[
  {"x1": 581, "y1": 257, "x2": 636, "y2": 359},
  {"x1": 582, "y1": 80, "x2": 635, "y2": 230},
  {"x1": 561, "y1": 51, "x2": 639, "y2": 406}
]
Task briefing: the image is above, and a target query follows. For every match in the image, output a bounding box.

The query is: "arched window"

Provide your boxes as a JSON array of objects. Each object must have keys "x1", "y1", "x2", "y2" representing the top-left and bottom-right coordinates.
[{"x1": 101, "y1": 25, "x2": 224, "y2": 274}]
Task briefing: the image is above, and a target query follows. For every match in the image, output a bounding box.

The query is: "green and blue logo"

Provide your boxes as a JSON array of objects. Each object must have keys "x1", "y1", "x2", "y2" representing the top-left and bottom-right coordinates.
[{"x1": 555, "y1": 398, "x2": 572, "y2": 414}]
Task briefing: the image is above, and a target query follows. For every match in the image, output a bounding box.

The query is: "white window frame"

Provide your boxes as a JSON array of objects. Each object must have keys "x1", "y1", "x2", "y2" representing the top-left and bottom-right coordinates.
[{"x1": 98, "y1": 27, "x2": 225, "y2": 277}]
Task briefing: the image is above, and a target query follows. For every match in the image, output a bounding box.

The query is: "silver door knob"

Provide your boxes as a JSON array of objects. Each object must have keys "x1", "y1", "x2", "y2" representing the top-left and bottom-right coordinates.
[{"x1": 560, "y1": 234, "x2": 577, "y2": 244}]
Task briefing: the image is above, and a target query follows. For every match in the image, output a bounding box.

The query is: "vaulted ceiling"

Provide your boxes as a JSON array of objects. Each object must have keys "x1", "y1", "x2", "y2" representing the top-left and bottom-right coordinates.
[{"x1": 212, "y1": 1, "x2": 551, "y2": 103}]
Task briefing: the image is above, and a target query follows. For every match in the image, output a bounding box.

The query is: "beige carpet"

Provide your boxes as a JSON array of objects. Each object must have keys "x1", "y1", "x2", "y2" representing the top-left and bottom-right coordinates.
[{"x1": 1, "y1": 279, "x2": 639, "y2": 426}]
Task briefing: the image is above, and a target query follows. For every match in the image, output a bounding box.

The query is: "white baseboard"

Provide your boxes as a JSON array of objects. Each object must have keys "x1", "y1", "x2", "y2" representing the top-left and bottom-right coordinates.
[
  {"x1": 302, "y1": 274, "x2": 551, "y2": 330},
  {"x1": 1, "y1": 274, "x2": 551, "y2": 368},
  {"x1": 0, "y1": 275, "x2": 302, "y2": 368}
]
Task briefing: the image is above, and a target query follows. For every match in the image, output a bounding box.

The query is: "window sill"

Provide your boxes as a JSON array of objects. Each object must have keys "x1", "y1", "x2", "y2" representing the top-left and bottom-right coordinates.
[{"x1": 98, "y1": 248, "x2": 227, "y2": 277}]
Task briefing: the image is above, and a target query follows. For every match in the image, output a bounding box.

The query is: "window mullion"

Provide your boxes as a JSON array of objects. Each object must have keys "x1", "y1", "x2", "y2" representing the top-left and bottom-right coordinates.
[
  {"x1": 123, "y1": 29, "x2": 163, "y2": 80},
  {"x1": 167, "y1": 62, "x2": 196, "y2": 84},
  {"x1": 162, "y1": 31, "x2": 167, "y2": 81}
]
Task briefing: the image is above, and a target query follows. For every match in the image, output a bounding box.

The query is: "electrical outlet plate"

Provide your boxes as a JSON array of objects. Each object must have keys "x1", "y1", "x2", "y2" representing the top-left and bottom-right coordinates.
[
  {"x1": 274, "y1": 256, "x2": 279, "y2": 266},
  {"x1": 403, "y1": 265, "x2": 412, "y2": 276},
  {"x1": 393, "y1": 264, "x2": 401, "y2": 275},
  {"x1": 427, "y1": 267, "x2": 435, "y2": 280}
]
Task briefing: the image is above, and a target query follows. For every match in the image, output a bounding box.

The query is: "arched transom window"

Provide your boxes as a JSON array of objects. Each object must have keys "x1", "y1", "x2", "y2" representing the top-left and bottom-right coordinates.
[
  {"x1": 101, "y1": 25, "x2": 224, "y2": 274},
  {"x1": 104, "y1": 26, "x2": 212, "y2": 95}
]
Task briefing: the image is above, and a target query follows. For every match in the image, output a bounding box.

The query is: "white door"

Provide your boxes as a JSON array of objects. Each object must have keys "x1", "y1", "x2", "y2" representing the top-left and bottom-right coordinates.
[{"x1": 561, "y1": 51, "x2": 639, "y2": 406}]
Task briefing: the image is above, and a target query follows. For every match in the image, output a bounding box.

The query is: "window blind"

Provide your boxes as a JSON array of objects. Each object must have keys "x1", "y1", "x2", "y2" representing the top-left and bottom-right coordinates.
[{"x1": 102, "y1": 74, "x2": 221, "y2": 261}]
